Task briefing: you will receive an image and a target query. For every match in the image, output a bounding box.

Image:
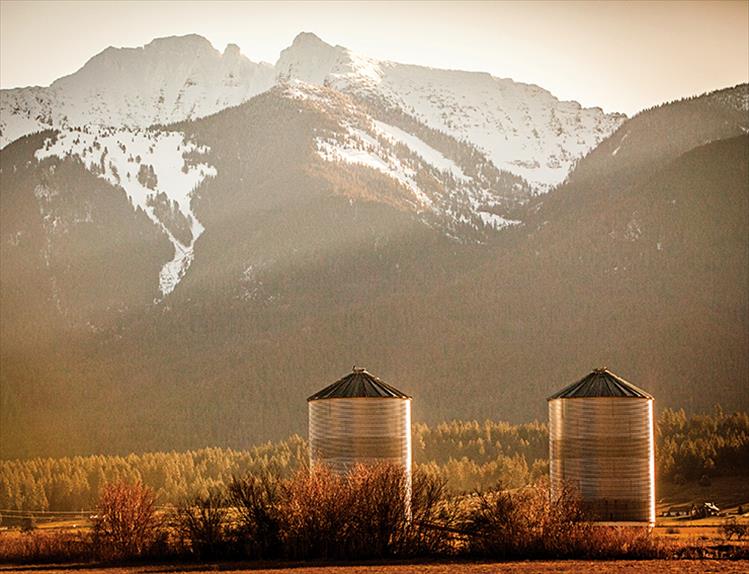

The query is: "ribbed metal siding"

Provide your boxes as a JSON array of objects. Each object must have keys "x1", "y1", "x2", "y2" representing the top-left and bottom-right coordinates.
[
  {"x1": 549, "y1": 397, "x2": 655, "y2": 523},
  {"x1": 308, "y1": 397, "x2": 412, "y2": 477}
]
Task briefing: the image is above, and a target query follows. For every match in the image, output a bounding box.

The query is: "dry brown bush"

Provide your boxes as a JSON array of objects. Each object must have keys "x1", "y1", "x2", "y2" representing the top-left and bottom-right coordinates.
[
  {"x1": 406, "y1": 466, "x2": 458, "y2": 555},
  {"x1": 227, "y1": 464, "x2": 454, "y2": 560},
  {"x1": 227, "y1": 470, "x2": 283, "y2": 559},
  {"x1": 175, "y1": 490, "x2": 231, "y2": 559},
  {"x1": 0, "y1": 530, "x2": 91, "y2": 564},
  {"x1": 92, "y1": 481, "x2": 162, "y2": 560},
  {"x1": 571, "y1": 525, "x2": 670, "y2": 559},
  {"x1": 462, "y1": 481, "x2": 668, "y2": 559},
  {"x1": 279, "y1": 466, "x2": 355, "y2": 559}
]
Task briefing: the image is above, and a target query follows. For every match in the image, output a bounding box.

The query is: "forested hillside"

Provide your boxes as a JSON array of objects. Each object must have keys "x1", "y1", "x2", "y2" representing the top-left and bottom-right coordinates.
[
  {"x1": 2, "y1": 409, "x2": 746, "y2": 513},
  {"x1": 1, "y1": 85, "x2": 747, "y2": 459}
]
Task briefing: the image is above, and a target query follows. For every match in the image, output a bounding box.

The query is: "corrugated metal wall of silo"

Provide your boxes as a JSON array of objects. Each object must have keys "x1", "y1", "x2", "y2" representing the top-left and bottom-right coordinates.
[
  {"x1": 308, "y1": 396, "x2": 412, "y2": 477},
  {"x1": 549, "y1": 396, "x2": 655, "y2": 523}
]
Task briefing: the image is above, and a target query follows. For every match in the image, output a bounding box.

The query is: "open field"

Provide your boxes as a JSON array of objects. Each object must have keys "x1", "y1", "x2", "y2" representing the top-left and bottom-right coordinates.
[
  {"x1": 656, "y1": 476, "x2": 749, "y2": 515},
  {"x1": 2, "y1": 560, "x2": 749, "y2": 574},
  {"x1": 653, "y1": 520, "x2": 749, "y2": 545},
  {"x1": 5, "y1": 515, "x2": 747, "y2": 543}
]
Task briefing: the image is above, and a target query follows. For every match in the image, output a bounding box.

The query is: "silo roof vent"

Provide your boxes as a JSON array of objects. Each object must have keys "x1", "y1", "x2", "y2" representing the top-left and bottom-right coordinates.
[
  {"x1": 547, "y1": 367, "x2": 653, "y2": 400},
  {"x1": 308, "y1": 367, "x2": 411, "y2": 401}
]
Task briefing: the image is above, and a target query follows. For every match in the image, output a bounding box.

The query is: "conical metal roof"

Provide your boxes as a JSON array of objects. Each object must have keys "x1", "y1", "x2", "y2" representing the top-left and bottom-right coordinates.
[
  {"x1": 547, "y1": 367, "x2": 653, "y2": 400},
  {"x1": 307, "y1": 367, "x2": 411, "y2": 401}
]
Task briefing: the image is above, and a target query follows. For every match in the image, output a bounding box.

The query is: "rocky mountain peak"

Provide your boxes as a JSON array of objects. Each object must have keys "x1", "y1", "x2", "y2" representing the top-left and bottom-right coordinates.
[
  {"x1": 1, "y1": 31, "x2": 625, "y2": 191},
  {"x1": 276, "y1": 32, "x2": 345, "y2": 84}
]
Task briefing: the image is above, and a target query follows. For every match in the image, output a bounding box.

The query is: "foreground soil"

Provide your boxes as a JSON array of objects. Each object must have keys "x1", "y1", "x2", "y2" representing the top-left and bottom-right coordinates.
[{"x1": 2, "y1": 561, "x2": 749, "y2": 573}]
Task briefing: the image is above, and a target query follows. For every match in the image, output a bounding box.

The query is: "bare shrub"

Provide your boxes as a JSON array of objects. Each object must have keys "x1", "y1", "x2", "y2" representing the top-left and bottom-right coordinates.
[
  {"x1": 0, "y1": 530, "x2": 91, "y2": 564},
  {"x1": 92, "y1": 481, "x2": 161, "y2": 560},
  {"x1": 283, "y1": 464, "x2": 455, "y2": 559},
  {"x1": 228, "y1": 464, "x2": 454, "y2": 561},
  {"x1": 279, "y1": 466, "x2": 352, "y2": 560},
  {"x1": 227, "y1": 471, "x2": 283, "y2": 559},
  {"x1": 462, "y1": 481, "x2": 583, "y2": 558},
  {"x1": 404, "y1": 467, "x2": 457, "y2": 556},
  {"x1": 462, "y1": 481, "x2": 668, "y2": 559},
  {"x1": 175, "y1": 490, "x2": 231, "y2": 559},
  {"x1": 343, "y1": 464, "x2": 413, "y2": 558}
]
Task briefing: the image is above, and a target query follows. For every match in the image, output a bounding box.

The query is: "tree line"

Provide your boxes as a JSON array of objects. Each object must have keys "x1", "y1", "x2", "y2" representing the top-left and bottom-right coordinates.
[{"x1": 1, "y1": 408, "x2": 747, "y2": 513}]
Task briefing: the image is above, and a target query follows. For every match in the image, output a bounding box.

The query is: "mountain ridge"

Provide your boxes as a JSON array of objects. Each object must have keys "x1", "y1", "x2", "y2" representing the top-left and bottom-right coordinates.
[{"x1": 1, "y1": 32, "x2": 624, "y2": 191}]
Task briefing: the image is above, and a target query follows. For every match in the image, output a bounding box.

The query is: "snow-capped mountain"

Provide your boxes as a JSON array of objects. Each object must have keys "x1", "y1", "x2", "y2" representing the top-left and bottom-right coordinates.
[
  {"x1": 277, "y1": 33, "x2": 626, "y2": 190},
  {"x1": 1, "y1": 32, "x2": 624, "y2": 191},
  {"x1": 0, "y1": 34, "x2": 275, "y2": 148},
  {"x1": 3, "y1": 34, "x2": 746, "y2": 302},
  {"x1": 25, "y1": 80, "x2": 530, "y2": 298},
  {"x1": 5, "y1": 31, "x2": 620, "y2": 296},
  {"x1": 0, "y1": 33, "x2": 626, "y2": 295}
]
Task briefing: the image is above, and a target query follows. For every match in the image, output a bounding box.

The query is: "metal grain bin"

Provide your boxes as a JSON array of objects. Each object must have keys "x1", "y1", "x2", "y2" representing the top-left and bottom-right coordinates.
[
  {"x1": 307, "y1": 367, "x2": 412, "y2": 477},
  {"x1": 548, "y1": 368, "x2": 655, "y2": 523}
]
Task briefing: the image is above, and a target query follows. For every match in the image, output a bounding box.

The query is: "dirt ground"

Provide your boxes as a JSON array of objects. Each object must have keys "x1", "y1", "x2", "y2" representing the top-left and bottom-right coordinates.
[{"x1": 2, "y1": 561, "x2": 749, "y2": 574}]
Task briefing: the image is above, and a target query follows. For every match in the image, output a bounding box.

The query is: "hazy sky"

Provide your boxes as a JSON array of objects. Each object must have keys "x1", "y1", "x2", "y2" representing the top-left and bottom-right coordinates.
[{"x1": 1, "y1": 0, "x2": 747, "y2": 115}]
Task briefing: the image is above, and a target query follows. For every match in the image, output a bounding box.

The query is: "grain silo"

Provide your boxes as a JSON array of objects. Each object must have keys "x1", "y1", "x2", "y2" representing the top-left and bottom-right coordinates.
[
  {"x1": 307, "y1": 367, "x2": 412, "y2": 478},
  {"x1": 548, "y1": 368, "x2": 655, "y2": 523}
]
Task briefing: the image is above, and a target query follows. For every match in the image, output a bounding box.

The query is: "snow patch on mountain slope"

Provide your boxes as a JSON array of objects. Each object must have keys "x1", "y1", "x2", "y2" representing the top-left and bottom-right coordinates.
[
  {"x1": 283, "y1": 81, "x2": 331, "y2": 103},
  {"x1": 371, "y1": 120, "x2": 467, "y2": 181},
  {"x1": 611, "y1": 132, "x2": 629, "y2": 156},
  {"x1": 35, "y1": 128, "x2": 216, "y2": 295},
  {"x1": 289, "y1": 83, "x2": 520, "y2": 232},
  {"x1": 478, "y1": 211, "x2": 521, "y2": 229},
  {"x1": 315, "y1": 128, "x2": 522, "y2": 230},
  {"x1": 316, "y1": 126, "x2": 434, "y2": 210}
]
